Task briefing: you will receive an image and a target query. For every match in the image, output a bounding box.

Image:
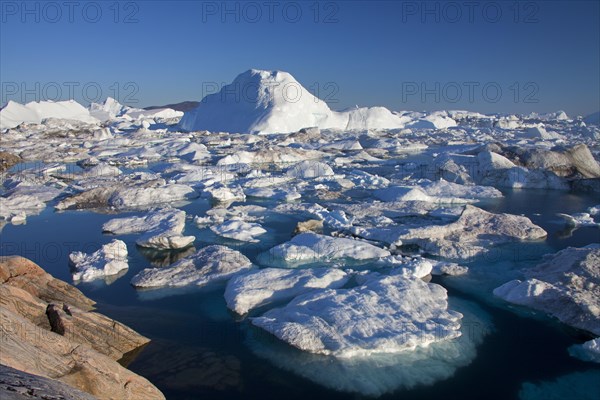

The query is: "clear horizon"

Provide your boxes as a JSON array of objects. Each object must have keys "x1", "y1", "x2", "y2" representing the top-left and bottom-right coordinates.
[{"x1": 1, "y1": 1, "x2": 599, "y2": 116}]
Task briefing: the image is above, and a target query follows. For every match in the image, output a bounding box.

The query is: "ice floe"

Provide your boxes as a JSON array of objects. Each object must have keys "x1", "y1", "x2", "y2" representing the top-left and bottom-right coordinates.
[
  {"x1": 251, "y1": 273, "x2": 463, "y2": 357},
  {"x1": 264, "y1": 232, "x2": 390, "y2": 266},
  {"x1": 102, "y1": 208, "x2": 195, "y2": 249},
  {"x1": 131, "y1": 245, "x2": 253, "y2": 288},
  {"x1": 494, "y1": 245, "x2": 600, "y2": 335}
]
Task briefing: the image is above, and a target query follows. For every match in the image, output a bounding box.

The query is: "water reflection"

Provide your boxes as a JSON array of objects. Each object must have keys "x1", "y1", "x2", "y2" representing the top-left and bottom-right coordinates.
[{"x1": 137, "y1": 246, "x2": 197, "y2": 268}]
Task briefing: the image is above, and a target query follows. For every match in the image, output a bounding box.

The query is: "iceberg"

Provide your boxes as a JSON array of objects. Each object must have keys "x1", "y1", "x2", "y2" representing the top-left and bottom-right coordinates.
[
  {"x1": 69, "y1": 240, "x2": 128, "y2": 282},
  {"x1": 179, "y1": 69, "x2": 411, "y2": 134},
  {"x1": 1, "y1": 100, "x2": 99, "y2": 130}
]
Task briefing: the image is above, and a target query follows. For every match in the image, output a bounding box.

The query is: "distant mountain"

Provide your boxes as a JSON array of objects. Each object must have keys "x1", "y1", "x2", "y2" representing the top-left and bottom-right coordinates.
[{"x1": 145, "y1": 101, "x2": 199, "y2": 113}]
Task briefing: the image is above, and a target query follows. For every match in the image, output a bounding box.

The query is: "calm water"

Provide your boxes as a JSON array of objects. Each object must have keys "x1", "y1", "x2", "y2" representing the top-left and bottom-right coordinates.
[{"x1": 1, "y1": 176, "x2": 599, "y2": 399}]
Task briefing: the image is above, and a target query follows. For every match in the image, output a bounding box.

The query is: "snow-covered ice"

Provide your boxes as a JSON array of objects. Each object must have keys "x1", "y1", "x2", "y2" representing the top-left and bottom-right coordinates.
[
  {"x1": 252, "y1": 274, "x2": 463, "y2": 357},
  {"x1": 224, "y1": 267, "x2": 349, "y2": 314},
  {"x1": 494, "y1": 245, "x2": 600, "y2": 335},
  {"x1": 210, "y1": 219, "x2": 267, "y2": 243},
  {"x1": 265, "y1": 232, "x2": 390, "y2": 266}
]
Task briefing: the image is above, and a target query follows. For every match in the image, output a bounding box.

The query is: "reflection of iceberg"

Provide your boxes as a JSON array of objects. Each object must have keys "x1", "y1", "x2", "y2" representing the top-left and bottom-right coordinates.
[
  {"x1": 138, "y1": 246, "x2": 196, "y2": 267},
  {"x1": 519, "y1": 370, "x2": 600, "y2": 400},
  {"x1": 246, "y1": 298, "x2": 492, "y2": 397}
]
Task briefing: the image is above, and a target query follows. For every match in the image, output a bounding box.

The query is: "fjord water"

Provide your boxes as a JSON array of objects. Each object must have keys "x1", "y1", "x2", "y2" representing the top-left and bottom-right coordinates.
[{"x1": 1, "y1": 184, "x2": 599, "y2": 400}]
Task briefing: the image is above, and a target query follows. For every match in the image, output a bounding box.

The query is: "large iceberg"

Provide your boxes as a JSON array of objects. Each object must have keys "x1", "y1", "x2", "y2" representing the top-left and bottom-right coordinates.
[{"x1": 179, "y1": 69, "x2": 413, "y2": 134}]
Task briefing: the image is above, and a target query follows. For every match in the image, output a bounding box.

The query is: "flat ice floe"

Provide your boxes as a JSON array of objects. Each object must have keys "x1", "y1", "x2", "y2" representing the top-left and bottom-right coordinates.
[
  {"x1": 264, "y1": 232, "x2": 390, "y2": 266},
  {"x1": 252, "y1": 274, "x2": 462, "y2": 357},
  {"x1": 102, "y1": 208, "x2": 195, "y2": 250},
  {"x1": 210, "y1": 219, "x2": 267, "y2": 243},
  {"x1": 131, "y1": 245, "x2": 253, "y2": 288},
  {"x1": 248, "y1": 298, "x2": 490, "y2": 396},
  {"x1": 109, "y1": 183, "x2": 198, "y2": 209},
  {"x1": 69, "y1": 239, "x2": 128, "y2": 282},
  {"x1": 494, "y1": 245, "x2": 600, "y2": 335},
  {"x1": 374, "y1": 179, "x2": 502, "y2": 204},
  {"x1": 398, "y1": 205, "x2": 547, "y2": 260},
  {"x1": 224, "y1": 267, "x2": 350, "y2": 314}
]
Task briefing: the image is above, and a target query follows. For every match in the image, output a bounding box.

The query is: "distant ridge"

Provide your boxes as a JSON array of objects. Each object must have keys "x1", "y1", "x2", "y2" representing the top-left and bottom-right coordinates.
[{"x1": 145, "y1": 101, "x2": 199, "y2": 112}]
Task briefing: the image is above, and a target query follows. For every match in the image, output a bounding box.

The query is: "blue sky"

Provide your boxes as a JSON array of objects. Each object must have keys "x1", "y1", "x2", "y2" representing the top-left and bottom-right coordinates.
[{"x1": 1, "y1": 0, "x2": 598, "y2": 116}]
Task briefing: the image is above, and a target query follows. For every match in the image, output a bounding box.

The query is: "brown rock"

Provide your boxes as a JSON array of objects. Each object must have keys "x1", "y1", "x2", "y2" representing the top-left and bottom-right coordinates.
[
  {"x1": 0, "y1": 151, "x2": 21, "y2": 172},
  {"x1": 0, "y1": 256, "x2": 165, "y2": 400},
  {"x1": 0, "y1": 256, "x2": 95, "y2": 311},
  {"x1": 293, "y1": 219, "x2": 324, "y2": 235}
]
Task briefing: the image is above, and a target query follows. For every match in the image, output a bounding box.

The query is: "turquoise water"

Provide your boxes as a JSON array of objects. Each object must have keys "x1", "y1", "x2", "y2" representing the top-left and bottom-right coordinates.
[{"x1": 1, "y1": 183, "x2": 599, "y2": 399}]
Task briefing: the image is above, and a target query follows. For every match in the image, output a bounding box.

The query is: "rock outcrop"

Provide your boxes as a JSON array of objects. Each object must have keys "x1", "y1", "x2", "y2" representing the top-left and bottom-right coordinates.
[{"x1": 0, "y1": 256, "x2": 165, "y2": 399}]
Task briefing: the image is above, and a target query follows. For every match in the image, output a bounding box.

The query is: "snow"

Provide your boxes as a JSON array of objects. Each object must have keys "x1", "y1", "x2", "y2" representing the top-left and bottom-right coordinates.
[
  {"x1": 102, "y1": 208, "x2": 195, "y2": 249},
  {"x1": 252, "y1": 274, "x2": 463, "y2": 357},
  {"x1": 266, "y1": 232, "x2": 390, "y2": 266},
  {"x1": 1, "y1": 100, "x2": 99, "y2": 129},
  {"x1": 210, "y1": 219, "x2": 267, "y2": 242},
  {"x1": 494, "y1": 245, "x2": 600, "y2": 335},
  {"x1": 69, "y1": 239, "x2": 128, "y2": 282},
  {"x1": 130, "y1": 245, "x2": 253, "y2": 288},
  {"x1": 224, "y1": 267, "x2": 349, "y2": 314}
]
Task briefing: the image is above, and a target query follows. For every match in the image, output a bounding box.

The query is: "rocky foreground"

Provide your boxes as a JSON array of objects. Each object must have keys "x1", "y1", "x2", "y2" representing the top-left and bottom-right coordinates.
[{"x1": 0, "y1": 256, "x2": 164, "y2": 400}]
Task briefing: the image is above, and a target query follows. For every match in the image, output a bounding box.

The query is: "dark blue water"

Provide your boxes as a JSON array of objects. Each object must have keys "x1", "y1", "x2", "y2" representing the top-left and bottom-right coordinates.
[{"x1": 1, "y1": 185, "x2": 599, "y2": 399}]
